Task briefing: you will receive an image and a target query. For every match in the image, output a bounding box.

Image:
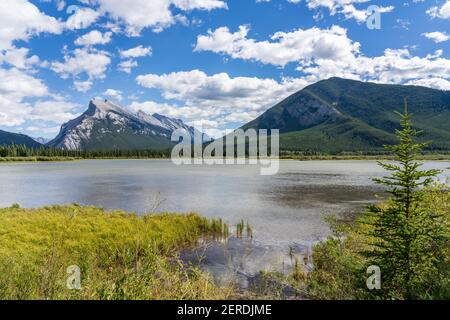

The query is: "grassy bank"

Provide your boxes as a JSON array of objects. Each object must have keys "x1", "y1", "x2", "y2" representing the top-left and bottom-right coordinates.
[
  {"x1": 0, "y1": 156, "x2": 80, "y2": 162},
  {"x1": 0, "y1": 205, "x2": 233, "y2": 300},
  {"x1": 281, "y1": 154, "x2": 450, "y2": 161}
]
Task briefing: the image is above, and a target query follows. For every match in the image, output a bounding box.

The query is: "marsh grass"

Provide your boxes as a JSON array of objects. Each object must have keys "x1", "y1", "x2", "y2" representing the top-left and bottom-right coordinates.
[
  {"x1": 236, "y1": 220, "x2": 252, "y2": 239},
  {"x1": 281, "y1": 154, "x2": 450, "y2": 161},
  {"x1": 0, "y1": 157, "x2": 79, "y2": 162},
  {"x1": 0, "y1": 204, "x2": 234, "y2": 300}
]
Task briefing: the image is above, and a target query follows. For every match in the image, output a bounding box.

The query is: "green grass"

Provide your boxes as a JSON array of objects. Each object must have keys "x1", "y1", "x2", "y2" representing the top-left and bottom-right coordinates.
[
  {"x1": 0, "y1": 157, "x2": 80, "y2": 162},
  {"x1": 280, "y1": 154, "x2": 450, "y2": 161},
  {"x1": 0, "y1": 205, "x2": 233, "y2": 300}
]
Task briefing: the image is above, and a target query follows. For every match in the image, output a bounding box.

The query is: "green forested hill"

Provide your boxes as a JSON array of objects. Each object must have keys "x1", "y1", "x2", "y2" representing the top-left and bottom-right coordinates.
[
  {"x1": 243, "y1": 77, "x2": 450, "y2": 152},
  {"x1": 0, "y1": 130, "x2": 42, "y2": 148}
]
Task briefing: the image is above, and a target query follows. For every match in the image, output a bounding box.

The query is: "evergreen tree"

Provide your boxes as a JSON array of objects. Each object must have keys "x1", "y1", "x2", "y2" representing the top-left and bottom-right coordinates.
[{"x1": 365, "y1": 100, "x2": 447, "y2": 299}]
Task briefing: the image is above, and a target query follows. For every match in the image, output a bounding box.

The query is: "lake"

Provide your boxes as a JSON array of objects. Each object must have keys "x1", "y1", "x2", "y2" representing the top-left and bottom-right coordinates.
[{"x1": 1, "y1": 160, "x2": 449, "y2": 285}]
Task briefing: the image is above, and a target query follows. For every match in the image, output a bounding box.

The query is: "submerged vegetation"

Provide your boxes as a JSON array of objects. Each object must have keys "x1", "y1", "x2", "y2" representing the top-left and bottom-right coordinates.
[
  {"x1": 0, "y1": 205, "x2": 234, "y2": 300},
  {"x1": 236, "y1": 220, "x2": 253, "y2": 239}
]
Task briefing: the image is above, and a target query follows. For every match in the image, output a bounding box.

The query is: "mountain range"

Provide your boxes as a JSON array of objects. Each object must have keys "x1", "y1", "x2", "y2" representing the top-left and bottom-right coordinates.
[
  {"x1": 0, "y1": 99, "x2": 210, "y2": 150},
  {"x1": 0, "y1": 78, "x2": 449, "y2": 152}
]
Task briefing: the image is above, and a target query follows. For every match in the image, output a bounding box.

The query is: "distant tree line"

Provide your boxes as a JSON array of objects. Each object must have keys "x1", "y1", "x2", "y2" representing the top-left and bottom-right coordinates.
[{"x1": 0, "y1": 144, "x2": 171, "y2": 159}]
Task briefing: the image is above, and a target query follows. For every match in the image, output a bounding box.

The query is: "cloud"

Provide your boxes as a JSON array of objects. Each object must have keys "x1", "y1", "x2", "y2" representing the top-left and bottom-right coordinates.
[
  {"x1": 339, "y1": 3, "x2": 394, "y2": 23},
  {"x1": 56, "y1": 0, "x2": 66, "y2": 11},
  {"x1": 65, "y1": 7, "x2": 100, "y2": 30},
  {"x1": 73, "y1": 80, "x2": 93, "y2": 92},
  {"x1": 51, "y1": 48, "x2": 111, "y2": 80},
  {"x1": 24, "y1": 125, "x2": 62, "y2": 135},
  {"x1": 297, "y1": 48, "x2": 450, "y2": 88},
  {"x1": 0, "y1": 67, "x2": 78, "y2": 129},
  {"x1": 306, "y1": 0, "x2": 369, "y2": 12},
  {"x1": 406, "y1": 77, "x2": 450, "y2": 91},
  {"x1": 0, "y1": 47, "x2": 40, "y2": 69},
  {"x1": 0, "y1": 2, "x2": 78, "y2": 131},
  {"x1": 86, "y1": 0, "x2": 227, "y2": 35},
  {"x1": 0, "y1": 67, "x2": 48, "y2": 100},
  {"x1": 135, "y1": 70, "x2": 310, "y2": 131},
  {"x1": 195, "y1": 25, "x2": 360, "y2": 67},
  {"x1": 136, "y1": 70, "x2": 308, "y2": 107},
  {"x1": 427, "y1": 0, "x2": 450, "y2": 19},
  {"x1": 0, "y1": 0, "x2": 63, "y2": 50},
  {"x1": 117, "y1": 60, "x2": 138, "y2": 74},
  {"x1": 28, "y1": 99, "x2": 80, "y2": 123},
  {"x1": 104, "y1": 88, "x2": 123, "y2": 101},
  {"x1": 0, "y1": 95, "x2": 33, "y2": 127},
  {"x1": 195, "y1": 25, "x2": 450, "y2": 89},
  {"x1": 422, "y1": 31, "x2": 450, "y2": 43},
  {"x1": 128, "y1": 100, "x2": 227, "y2": 138},
  {"x1": 74, "y1": 30, "x2": 113, "y2": 46},
  {"x1": 119, "y1": 45, "x2": 152, "y2": 58},
  {"x1": 259, "y1": 0, "x2": 394, "y2": 23},
  {"x1": 117, "y1": 45, "x2": 152, "y2": 74},
  {"x1": 171, "y1": 0, "x2": 228, "y2": 10}
]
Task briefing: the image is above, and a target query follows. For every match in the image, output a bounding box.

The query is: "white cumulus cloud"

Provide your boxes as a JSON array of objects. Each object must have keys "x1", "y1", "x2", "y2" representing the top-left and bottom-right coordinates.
[
  {"x1": 104, "y1": 89, "x2": 123, "y2": 101},
  {"x1": 195, "y1": 25, "x2": 450, "y2": 89},
  {"x1": 427, "y1": 0, "x2": 450, "y2": 19},
  {"x1": 135, "y1": 70, "x2": 310, "y2": 132},
  {"x1": 65, "y1": 7, "x2": 100, "y2": 30},
  {"x1": 0, "y1": 0, "x2": 63, "y2": 50},
  {"x1": 119, "y1": 46, "x2": 152, "y2": 58},
  {"x1": 195, "y1": 25, "x2": 361, "y2": 67},
  {"x1": 86, "y1": 0, "x2": 227, "y2": 35},
  {"x1": 75, "y1": 30, "x2": 113, "y2": 46},
  {"x1": 422, "y1": 31, "x2": 450, "y2": 43},
  {"x1": 51, "y1": 48, "x2": 111, "y2": 80}
]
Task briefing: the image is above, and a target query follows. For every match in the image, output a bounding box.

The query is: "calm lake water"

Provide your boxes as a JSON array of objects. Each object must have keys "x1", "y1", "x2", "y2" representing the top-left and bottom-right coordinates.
[{"x1": 1, "y1": 160, "x2": 449, "y2": 284}]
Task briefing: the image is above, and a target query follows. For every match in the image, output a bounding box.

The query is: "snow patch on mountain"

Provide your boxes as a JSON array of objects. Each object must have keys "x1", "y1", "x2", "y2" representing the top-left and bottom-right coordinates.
[{"x1": 32, "y1": 137, "x2": 50, "y2": 144}]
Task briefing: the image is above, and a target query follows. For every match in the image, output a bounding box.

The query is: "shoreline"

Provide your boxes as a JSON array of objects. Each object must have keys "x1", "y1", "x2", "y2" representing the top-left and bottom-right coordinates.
[{"x1": 1, "y1": 155, "x2": 450, "y2": 163}]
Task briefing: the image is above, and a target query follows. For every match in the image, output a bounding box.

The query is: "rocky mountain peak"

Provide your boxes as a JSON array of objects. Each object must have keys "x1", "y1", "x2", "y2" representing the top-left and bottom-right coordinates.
[
  {"x1": 47, "y1": 100, "x2": 212, "y2": 150},
  {"x1": 88, "y1": 99, "x2": 134, "y2": 117}
]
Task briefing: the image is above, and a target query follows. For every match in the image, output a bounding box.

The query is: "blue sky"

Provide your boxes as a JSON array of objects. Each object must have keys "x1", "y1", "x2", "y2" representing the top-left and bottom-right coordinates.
[{"x1": 0, "y1": 0, "x2": 449, "y2": 139}]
